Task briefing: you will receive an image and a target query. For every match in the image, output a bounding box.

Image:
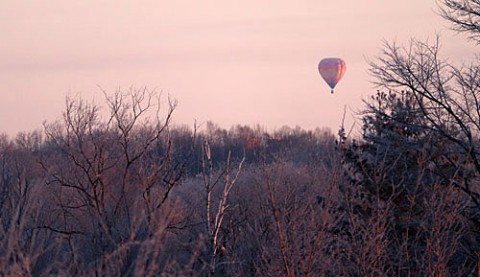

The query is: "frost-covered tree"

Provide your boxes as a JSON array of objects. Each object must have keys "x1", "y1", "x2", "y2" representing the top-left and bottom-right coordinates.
[
  {"x1": 363, "y1": 0, "x2": 480, "y2": 214},
  {"x1": 334, "y1": 0, "x2": 480, "y2": 274},
  {"x1": 338, "y1": 89, "x2": 473, "y2": 275}
]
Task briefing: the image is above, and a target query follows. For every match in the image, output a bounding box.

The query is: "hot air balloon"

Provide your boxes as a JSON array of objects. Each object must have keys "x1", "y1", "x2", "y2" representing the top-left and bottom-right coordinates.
[{"x1": 318, "y1": 58, "x2": 346, "y2": 94}]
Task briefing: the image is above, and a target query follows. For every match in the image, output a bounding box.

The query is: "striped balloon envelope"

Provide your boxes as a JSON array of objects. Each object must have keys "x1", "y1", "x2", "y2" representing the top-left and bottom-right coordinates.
[{"x1": 318, "y1": 58, "x2": 346, "y2": 94}]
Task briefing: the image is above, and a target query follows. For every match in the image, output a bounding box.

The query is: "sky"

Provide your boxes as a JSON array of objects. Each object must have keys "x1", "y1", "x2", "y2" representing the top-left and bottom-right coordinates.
[{"x1": 0, "y1": 1, "x2": 477, "y2": 136}]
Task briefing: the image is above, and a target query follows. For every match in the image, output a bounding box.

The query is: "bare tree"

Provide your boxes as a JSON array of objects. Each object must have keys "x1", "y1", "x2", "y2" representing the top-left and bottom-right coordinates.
[
  {"x1": 201, "y1": 140, "x2": 245, "y2": 276},
  {"x1": 40, "y1": 87, "x2": 182, "y2": 274},
  {"x1": 369, "y1": 34, "x2": 480, "y2": 210},
  {"x1": 356, "y1": 1, "x2": 480, "y2": 273},
  {"x1": 439, "y1": 0, "x2": 480, "y2": 43}
]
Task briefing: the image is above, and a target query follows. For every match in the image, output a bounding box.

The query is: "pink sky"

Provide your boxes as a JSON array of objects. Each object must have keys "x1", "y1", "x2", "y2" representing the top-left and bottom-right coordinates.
[{"x1": 0, "y1": 1, "x2": 476, "y2": 136}]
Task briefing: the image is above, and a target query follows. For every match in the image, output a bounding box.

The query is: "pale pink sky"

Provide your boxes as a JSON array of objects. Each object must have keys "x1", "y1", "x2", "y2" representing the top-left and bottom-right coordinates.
[{"x1": 0, "y1": 1, "x2": 476, "y2": 135}]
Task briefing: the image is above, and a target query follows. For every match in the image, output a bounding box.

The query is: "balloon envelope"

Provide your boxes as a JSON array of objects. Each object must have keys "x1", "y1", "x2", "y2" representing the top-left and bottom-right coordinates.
[{"x1": 318, "y1": 58, "x2": 346, "y2": 93}]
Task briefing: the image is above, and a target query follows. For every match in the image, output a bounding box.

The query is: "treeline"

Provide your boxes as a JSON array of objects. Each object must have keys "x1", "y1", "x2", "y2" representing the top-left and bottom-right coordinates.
[
  {"x1": 170, "y1": 121, "x2": 337, "y2": 175},
  {"x1": 2, "y1": 87, "x2": 480, "y2": 276},
  {"x1": 0, "y1": 90, "x2": 344, "y2": 276}
]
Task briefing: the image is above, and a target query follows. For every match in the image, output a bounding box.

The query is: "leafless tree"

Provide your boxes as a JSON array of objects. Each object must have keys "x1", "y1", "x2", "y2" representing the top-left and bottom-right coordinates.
[
  {"x1": 39, "y1": 87, "x2": 182, "y2": 274},
  {"x1": 355, "y1": 1, "x2": 480, "y2": 272},
  {"x1": 201, "y1": 140, "x2": 245, "y2": 276},
  {"x1": 369, "y1": 33, "x2": 480, "y2": 212},
  {"x1": 439, "y1": 0, "x2": 480, "y2": 43}
]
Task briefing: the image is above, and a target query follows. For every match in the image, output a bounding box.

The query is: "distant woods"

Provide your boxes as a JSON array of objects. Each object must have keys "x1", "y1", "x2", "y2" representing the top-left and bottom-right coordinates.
[
  {"x1": 0, "y1": 88, "x2": 342, "y2": 276},
  {"x1": 3, "y1": 84, "x2": 480, "y2": 276}
]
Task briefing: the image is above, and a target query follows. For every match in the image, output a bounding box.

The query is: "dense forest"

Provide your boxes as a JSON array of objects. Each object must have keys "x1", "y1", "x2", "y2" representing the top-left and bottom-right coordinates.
[
  {"x1": 5, "y1": 0, "x2": 480, "y2": 276},
  {"x1": 0, "y1": 89, "x2": 343, "y2": 276},
  {"x1": 0, "y1": 86, "x2": 479, "y2": 276}
]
